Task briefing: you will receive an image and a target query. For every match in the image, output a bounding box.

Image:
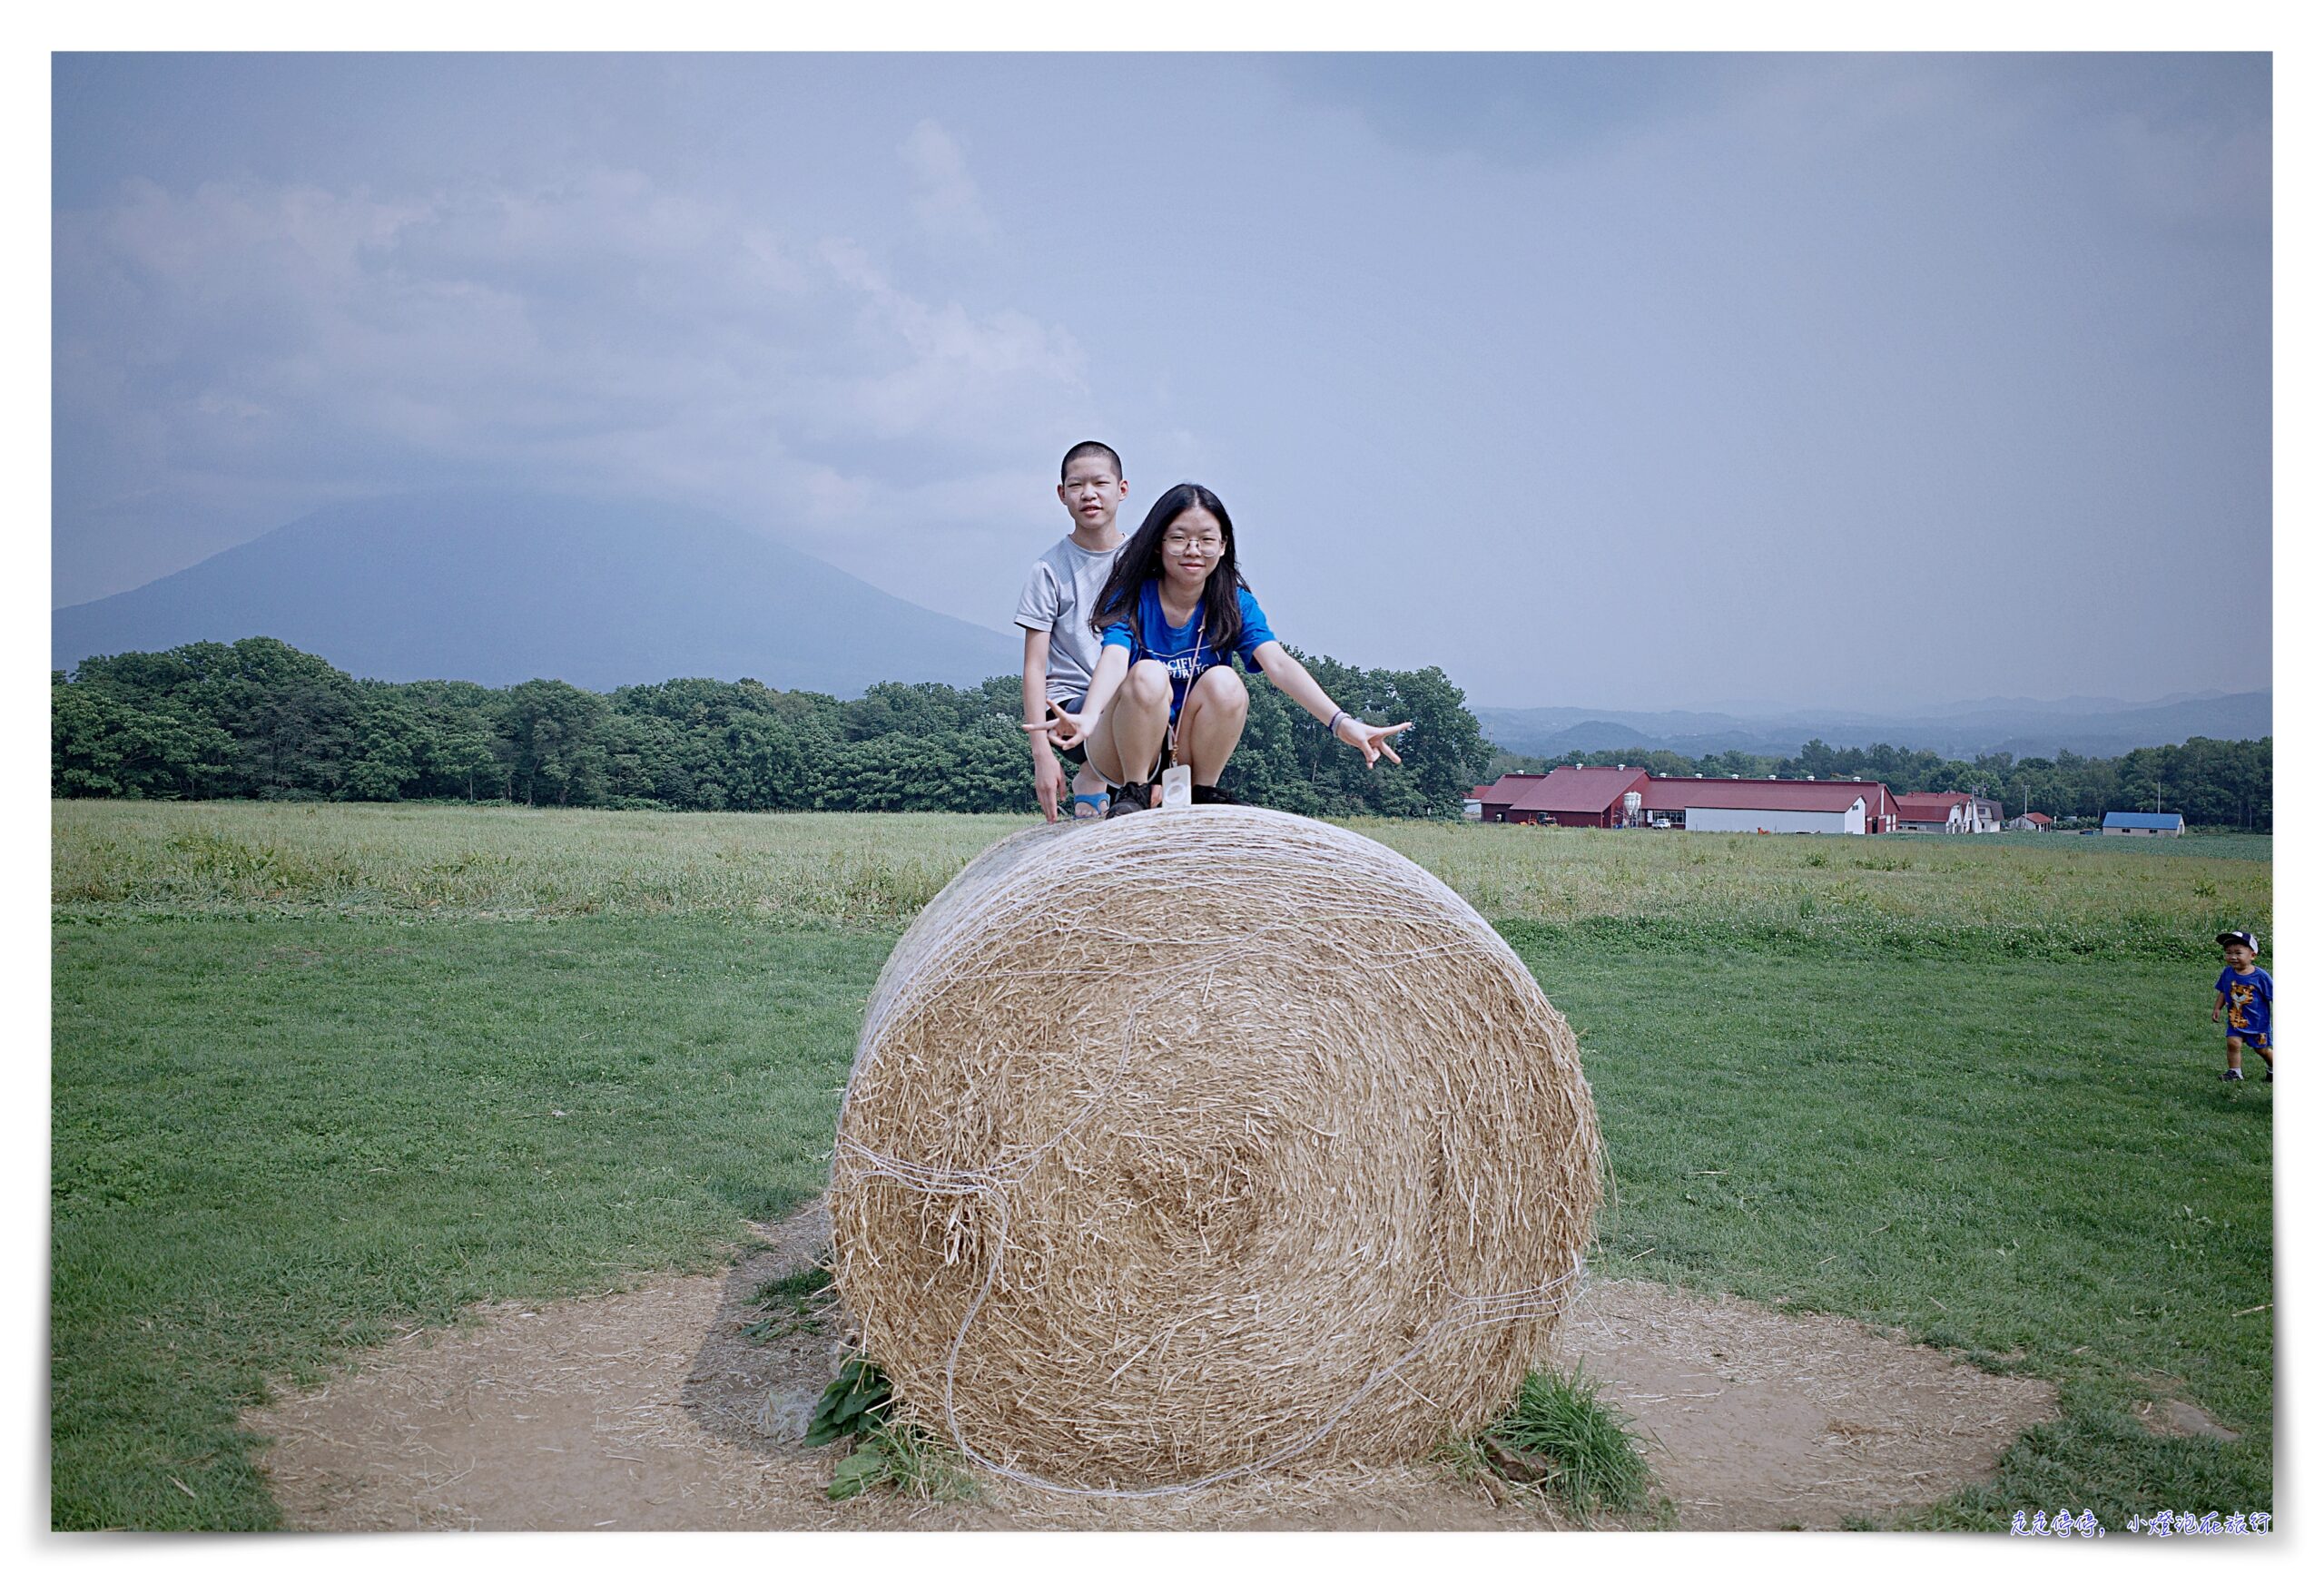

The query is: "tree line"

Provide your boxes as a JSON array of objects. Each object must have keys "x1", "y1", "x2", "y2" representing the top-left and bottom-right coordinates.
[
  {"x1": 52, "y1": 637, "x2": 1494, "y2": 820},
  {"x1": 54, "y1": 637, "x2": 2271, "y2": 829},
  {"x1": 1492, "y1": 734, "x2": 2272, "y2": 831}
]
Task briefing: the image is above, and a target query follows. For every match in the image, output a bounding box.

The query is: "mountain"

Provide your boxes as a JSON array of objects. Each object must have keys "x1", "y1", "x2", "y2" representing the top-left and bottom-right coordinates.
[
  {"x1": 1476, "y1": 690, "x2": 2272, "y2": 762},
  {"x1": 52, "y1": 491, "x2": 1021, "y2": 694}
]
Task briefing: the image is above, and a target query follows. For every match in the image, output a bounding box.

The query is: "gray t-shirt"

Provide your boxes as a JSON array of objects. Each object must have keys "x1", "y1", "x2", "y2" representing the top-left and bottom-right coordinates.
[{"x1": 1014, "y1": 536, "x2": 1125, "y2": 705}]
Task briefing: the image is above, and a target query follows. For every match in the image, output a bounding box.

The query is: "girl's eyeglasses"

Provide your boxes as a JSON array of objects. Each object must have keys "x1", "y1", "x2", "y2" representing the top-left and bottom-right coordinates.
[{"x1": 1162, "y1": 536, "x2": 1224, "y2": 555}]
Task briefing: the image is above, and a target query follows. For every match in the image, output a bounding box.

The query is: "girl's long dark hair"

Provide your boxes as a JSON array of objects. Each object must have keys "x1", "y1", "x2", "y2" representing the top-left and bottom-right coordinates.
[{"x1": 1088, "y1": 483, "x2": 1250, "y2": 654}]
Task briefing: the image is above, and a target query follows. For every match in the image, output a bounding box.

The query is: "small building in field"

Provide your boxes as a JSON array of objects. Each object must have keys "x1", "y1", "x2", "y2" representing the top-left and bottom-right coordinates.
[
  {"x1": 1643, "y1": 775, "x2": 1892, "y2": 835},
  {"x1": 1894, "y1": 791, "x2": 2004, "y2": 832},
  {"x1": 2007, "y1": 811, "x2": 2053, "y2": 831},
  {"x1": 1501, "y1": 764, "x2": 1652, "y2": 828},
  {"x1": 2102, "y1": 811, "x2": 2185, "y2": 837}
]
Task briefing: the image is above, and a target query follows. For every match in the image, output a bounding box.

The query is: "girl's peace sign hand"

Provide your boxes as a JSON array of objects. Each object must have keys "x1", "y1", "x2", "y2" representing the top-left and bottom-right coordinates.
[{"x1": 1336, "y1": 715, "x2": 1413, "y2": 767}]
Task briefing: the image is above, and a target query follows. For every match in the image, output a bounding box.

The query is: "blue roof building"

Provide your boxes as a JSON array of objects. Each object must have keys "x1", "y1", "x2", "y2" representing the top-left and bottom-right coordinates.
[{"x1": 2102, "y1": 811, "x2": 2185, "y2": 835}]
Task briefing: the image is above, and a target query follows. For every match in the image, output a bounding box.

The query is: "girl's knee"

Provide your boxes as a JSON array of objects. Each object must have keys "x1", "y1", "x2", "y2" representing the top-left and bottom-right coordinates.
[
  {"x1": 1193, "y1": 665, "x2": 1247, "y2": 713},
  {"x1": 1125, "y1": 661, "x2": 1173, "y2": 706}
]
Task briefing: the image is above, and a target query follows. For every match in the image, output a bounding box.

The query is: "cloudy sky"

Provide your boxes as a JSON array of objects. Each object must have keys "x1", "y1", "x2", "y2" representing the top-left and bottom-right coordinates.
[{"x1": 52, "y1": 52, "x2": 2270, "y2": 712}]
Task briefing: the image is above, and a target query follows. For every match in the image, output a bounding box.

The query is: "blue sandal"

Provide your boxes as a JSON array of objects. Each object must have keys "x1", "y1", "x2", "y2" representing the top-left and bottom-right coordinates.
[{"x1": 1070, "y1": 792, "x2": 1110, "y2": 820}]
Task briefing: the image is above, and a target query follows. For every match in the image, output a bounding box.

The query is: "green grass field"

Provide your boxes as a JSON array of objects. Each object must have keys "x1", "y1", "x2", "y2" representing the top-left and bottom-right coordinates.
[{"x1": 50, "y1": 801, "x2": 2273, "y2": 1529}]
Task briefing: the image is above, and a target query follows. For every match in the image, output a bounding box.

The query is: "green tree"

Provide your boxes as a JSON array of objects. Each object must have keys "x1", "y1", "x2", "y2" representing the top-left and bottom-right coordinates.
[
  {"x1": 426, "y1": 723, "x2": 506, "y2": 801},
  {"x1": 338, "y1": 689, "x2": 433, "y2": 801},
  {"x1": 498, "y1": 680, "x2": 609, "y2": 806},
  {"x1": 72, "y1": 637, "x2": 363, "y2": 798},
  {"x1": 51, "y1": 674, "x2": 235, "y2": 799}
]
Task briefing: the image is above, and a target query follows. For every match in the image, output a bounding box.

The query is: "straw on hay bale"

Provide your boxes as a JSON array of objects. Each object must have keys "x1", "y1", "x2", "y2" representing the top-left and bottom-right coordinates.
[{"x1": 830, "y1": 806, "x2": 1601, "y2": 1495}]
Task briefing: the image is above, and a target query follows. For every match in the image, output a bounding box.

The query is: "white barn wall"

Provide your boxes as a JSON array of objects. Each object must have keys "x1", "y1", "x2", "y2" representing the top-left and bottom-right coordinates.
[{"x1": 1683, "y1": 800, "x2": 1866, "y2": 835}]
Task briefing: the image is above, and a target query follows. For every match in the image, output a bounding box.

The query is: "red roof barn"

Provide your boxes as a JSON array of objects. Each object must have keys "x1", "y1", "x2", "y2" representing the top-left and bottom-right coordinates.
[
  {"x1": 1472, "y1": 772, "x2": 1548, "y2": 823},
  {"x1": 1644, "y1": 776, "x2": 1898, "y2": 834},
  {"x1": 1502, "y1": 765, "x2": 1651, "y2": 828}
]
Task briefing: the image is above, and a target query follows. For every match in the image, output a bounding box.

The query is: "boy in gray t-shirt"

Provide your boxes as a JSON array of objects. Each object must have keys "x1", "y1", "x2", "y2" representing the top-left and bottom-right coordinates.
[{"x1": 1017, "y1": 440, "x2": 1128, "y2": 821}]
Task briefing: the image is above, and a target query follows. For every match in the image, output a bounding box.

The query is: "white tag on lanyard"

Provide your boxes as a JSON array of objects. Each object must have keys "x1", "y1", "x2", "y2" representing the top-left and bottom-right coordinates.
[{"x1": 1160, "y1": 765, "x2": 1194, "y2": 809}]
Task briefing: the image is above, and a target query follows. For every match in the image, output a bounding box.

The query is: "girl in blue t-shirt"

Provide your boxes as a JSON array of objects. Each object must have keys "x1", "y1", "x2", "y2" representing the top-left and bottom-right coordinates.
[{"x1": 1028, "y1": 482, "x2": 1412, "y2": 812}]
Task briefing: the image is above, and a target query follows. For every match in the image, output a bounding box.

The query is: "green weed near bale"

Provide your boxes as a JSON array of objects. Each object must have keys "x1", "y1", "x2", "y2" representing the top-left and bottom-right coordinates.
[
  {"x1": 49, "y1": 802, "x2": 2270, "y2": 1529},
  {"x1": 740, "y1": 1264, "x2": 834, "y2": 1343},
  {"x1": 1465, "y1": 1366, "x2": 1653, "y2": 1520},
  {"x1": 827, "y1": 1421, "x2": 980, "y2": 1504},
  {"x1": 803, "y1": 1355, "x2": 892, "y2": 1449},
  {"x1": 806, "y1": 1356, "x2": 978, "y2": 1503}
]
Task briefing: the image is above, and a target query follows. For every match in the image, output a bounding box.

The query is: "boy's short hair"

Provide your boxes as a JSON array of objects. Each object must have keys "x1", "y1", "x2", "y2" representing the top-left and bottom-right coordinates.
[{"x1": 1060, "y1": 440, "x2": 1123, "y2": 481}]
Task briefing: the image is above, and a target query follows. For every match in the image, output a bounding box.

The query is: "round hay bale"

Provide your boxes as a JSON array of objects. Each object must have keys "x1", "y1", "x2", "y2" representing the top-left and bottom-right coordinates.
[{"x1": 830, "y1": 805, "x2": 1601, "y2": 1494}]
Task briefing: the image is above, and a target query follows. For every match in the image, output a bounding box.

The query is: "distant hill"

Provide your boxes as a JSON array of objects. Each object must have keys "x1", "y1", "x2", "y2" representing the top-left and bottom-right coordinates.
[
  {"x1": 52, "y1": 491, "x2": 1021, "y2": 694},
  {"x1": 1476, "y1": 690, "x2": 2272, "y2": 762}
]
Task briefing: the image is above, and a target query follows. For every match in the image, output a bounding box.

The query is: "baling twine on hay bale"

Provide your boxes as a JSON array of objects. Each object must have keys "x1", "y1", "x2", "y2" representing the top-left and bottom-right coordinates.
[{"x1": 830, "y1": 806, "x2": 1602, "y2": 1497}]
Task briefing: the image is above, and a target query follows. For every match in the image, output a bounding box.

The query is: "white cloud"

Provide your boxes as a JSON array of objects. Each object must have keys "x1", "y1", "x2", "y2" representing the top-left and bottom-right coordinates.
[
  {"x1": 815, "y1": 236, "x2": 1087, "y2": 439},
  {"x1": 54, "y1": 164, "x2": 1092, "y2": 612},
  {"x1": 899, "y1": 118, "x2": 994, "y2": 246}
]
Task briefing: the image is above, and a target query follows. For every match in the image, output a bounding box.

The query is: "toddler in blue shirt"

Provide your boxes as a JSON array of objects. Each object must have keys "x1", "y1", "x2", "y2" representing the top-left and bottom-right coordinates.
[{"x1": 2212, "y1": 929, "x2": 2273, "y2": 1082}]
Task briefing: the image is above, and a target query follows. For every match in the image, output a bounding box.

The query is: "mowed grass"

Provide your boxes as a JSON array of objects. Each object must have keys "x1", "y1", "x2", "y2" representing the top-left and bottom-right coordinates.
[
  {"x1": 53, "y1": 910, "x2": 888, "y2": 1529},
  {"x1": 51, "y1": 801, "x2": 2271, "y2": 1529},
  {"x1": 1528, "y1": 939, "x2": 2273, "y2": 1525}
]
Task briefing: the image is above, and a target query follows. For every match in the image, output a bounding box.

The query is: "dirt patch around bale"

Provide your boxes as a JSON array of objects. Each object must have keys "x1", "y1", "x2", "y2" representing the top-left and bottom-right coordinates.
[
  {"x1": 246, "y1": 1201, "x2": 2055, "y2": 1531},
  {"x1": 1544, "y1": 1283, "x2": 2057, "y2": 1529}
]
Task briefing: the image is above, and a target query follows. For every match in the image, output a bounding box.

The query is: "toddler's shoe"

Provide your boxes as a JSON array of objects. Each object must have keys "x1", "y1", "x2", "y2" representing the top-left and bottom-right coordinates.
[{"x1": 2220, "y1": 1068, "x2": 2245, "y2": 1081}]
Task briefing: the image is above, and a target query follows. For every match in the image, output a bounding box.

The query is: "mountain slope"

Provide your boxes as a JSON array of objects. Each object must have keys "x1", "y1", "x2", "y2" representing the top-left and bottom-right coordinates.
[{"x1": 53, "y1": 491, "x2": 1020, "y2": 693}]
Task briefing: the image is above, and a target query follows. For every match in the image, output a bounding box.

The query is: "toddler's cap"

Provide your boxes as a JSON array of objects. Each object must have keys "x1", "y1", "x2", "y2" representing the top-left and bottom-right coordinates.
[{"x1": 2217, "y1": 929, "x2": 2260, "y2": 954}]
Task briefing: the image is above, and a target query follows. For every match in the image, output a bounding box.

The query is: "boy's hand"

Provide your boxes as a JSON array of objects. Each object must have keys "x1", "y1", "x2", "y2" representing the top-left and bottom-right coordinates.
[
  {"x1": 1024, "y1": 700, "x2": 1088, "y2": 751},
  {"x1": 2211, "y1": 1008, "x2": 2221, "y2": 1023},
  {"x1": 1031, "y1": 747, "x2": 1066, "y2": 822}
]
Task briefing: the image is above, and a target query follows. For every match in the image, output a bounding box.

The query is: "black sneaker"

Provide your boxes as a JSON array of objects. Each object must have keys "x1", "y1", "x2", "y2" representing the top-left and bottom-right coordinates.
[
  {"x1": 1191, "y1": 782, "x2": 1239, "y2": 806},
  {"x1": 1107, "y1": 782, "x2": 1154, "y2": 817},
  {"x1": 2220, "y1": 1068, "x2": 2245, "y2": 1081},
  {"x1": 2264, "y1": 1070, "x2": 2272, "y2": 1082}
]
